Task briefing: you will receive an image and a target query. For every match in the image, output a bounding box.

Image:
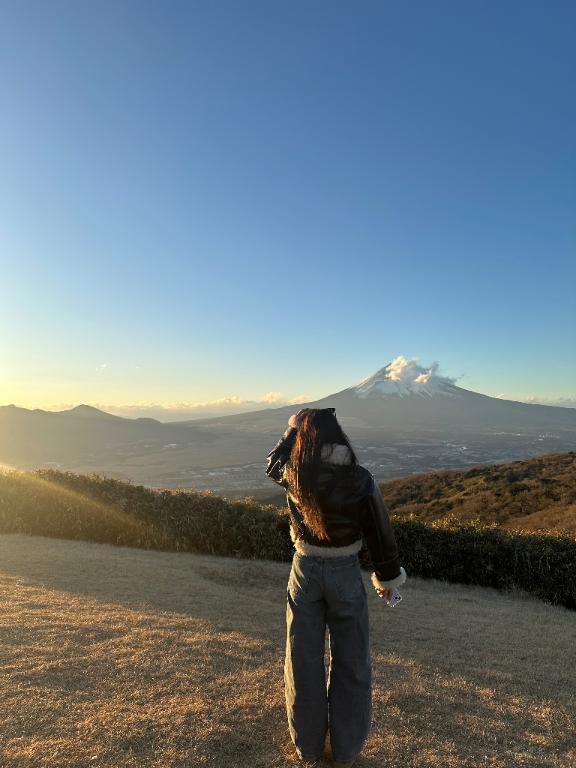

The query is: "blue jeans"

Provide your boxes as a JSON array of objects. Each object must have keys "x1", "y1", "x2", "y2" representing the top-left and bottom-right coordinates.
[{"x1": 284, "y1": 551, "x2": 372, "y2": 762}]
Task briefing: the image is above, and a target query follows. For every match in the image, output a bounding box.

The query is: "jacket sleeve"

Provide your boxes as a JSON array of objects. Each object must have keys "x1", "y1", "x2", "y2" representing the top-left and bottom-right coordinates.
[
  {"x1": 360, "y1": 474, "x2": 407, "y2": 590},
  {"x1": 265, "y1": 426, "x2": 297, "y2": 488}
]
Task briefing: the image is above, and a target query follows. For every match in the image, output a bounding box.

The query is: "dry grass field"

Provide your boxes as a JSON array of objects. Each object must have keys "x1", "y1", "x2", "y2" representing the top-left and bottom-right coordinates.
[{"x1": 0, "y1": 534, "x2": 574, "y2": 768}]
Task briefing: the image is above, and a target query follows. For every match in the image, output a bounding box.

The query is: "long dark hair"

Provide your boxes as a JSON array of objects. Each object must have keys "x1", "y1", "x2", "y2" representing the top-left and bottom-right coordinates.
[{"x1": 283, "y1": 408, "x2": 358, "y2": 541}]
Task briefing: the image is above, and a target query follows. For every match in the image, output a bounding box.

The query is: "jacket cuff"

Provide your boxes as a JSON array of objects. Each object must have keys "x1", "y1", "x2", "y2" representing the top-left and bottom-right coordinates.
[{"x1": 371, "y1": 566, "x2": 407, "y2": 590}]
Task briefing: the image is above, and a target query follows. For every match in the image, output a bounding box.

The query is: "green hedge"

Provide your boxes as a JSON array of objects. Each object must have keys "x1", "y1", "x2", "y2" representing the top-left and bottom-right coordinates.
[
  {"x1": 391, "y1": 515, "x2": 575, "y2": 609},
  {"x1": 0, "y1": 468, "x2": 574, "y2": 609},
  {"x1": 0, "y1": 468, "x2": 293, "y2": 559}
]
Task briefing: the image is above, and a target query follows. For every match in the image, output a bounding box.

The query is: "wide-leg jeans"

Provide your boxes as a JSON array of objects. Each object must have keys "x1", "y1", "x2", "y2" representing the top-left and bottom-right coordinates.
[{"x1": 284, "y1": 551, "x2": 372, "y2": 763}]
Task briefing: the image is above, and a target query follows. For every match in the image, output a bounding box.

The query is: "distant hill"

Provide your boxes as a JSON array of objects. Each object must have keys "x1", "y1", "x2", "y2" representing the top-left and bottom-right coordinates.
[
  {"x1": 382, "y1": 450, "x2": 576, "y2": 533},
  {"x1": 2, "y1": 358, "x2": 575, "y2": 492}
]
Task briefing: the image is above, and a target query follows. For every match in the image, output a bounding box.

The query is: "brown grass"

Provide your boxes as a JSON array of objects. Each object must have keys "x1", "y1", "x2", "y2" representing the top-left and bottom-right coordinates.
[
  {"x1": 0, "y1": 534, "x2": 574, "y2": 768},
  {"x1": 382, "y1": 451, "x2": 576, "y2": 533}
]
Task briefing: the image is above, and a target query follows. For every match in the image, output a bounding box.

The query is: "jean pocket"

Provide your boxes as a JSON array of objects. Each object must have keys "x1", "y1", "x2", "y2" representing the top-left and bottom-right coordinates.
[
  {"x1": 334, "y1": 568, "x2": 365, "y2": 601},
  {"x1": 287, "y1": 558, "x2": 313, "y2": 601}
]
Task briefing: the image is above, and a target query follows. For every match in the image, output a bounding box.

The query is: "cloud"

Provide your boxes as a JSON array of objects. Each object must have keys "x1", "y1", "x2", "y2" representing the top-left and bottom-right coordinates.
[
  {"x1": 520, "y1": 395, "x2": 576, "y2": 409},
  {"x1": 488, "y1": 392, "x2": 576, "y2": 408},
  {"x1": 95, "y1": 363, "x2": 108, "y2": 373},
  {"x1": 262, "y1": 391, "x2": 285, "y2": 403},
  {"x1": 385, "y1": 355, "x2": 461, "y2": 386},
  {"x1": 287, "y1": 394, "x2": 310, "y2": 404}
]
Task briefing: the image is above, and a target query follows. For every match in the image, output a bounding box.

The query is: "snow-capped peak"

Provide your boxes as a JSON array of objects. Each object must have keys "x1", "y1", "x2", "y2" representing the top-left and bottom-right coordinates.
[{"x1": 350, "y1": 356, "x2": 461, "y2": 399}]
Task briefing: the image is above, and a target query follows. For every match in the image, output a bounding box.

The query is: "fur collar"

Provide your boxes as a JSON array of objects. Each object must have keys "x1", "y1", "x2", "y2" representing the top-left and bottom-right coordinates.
[{"x1": 320, "y1": 442, "x2": 353, "y2": 465}]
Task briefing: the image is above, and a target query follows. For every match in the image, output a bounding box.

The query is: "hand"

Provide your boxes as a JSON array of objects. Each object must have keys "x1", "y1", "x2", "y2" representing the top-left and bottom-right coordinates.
[
  {"x1": 375, "y1": 586, "x2": 394, "y2": 602},
  {"x1": 288, "y1": 409, "x2": 308, "y2": 428}
]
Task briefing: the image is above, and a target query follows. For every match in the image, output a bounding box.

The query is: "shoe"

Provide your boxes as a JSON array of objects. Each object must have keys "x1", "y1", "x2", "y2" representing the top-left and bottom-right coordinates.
[{"x1": 332, "y1": 761, "x2": 354, "y2": 767}]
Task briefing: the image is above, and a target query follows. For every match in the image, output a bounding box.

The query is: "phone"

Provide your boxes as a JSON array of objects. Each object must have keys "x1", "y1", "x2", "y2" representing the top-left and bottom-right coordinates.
[{"x1": 386, "y1": 589, "x2": 402, "y2": 608}]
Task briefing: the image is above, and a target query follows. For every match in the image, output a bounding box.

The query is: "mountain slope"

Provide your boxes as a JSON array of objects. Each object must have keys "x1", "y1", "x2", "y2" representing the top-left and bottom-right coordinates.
[{"x1": 381, "y1": 450, "x2": 576, "y2": 532}]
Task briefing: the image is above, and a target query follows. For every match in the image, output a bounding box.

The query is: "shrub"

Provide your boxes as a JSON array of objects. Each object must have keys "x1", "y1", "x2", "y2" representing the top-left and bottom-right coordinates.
[
  {"x1": 0, "y1": 468, "x2": 574, "y2": 609},
  {"x1": 392, "y1": 516, "x2": 575, "y2": 609}
]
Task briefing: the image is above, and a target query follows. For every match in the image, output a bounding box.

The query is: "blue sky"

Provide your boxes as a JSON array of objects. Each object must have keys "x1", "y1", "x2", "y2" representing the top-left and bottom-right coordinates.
[{"x1": 1, "y1": 1, "x2": 575, "y2": 416}]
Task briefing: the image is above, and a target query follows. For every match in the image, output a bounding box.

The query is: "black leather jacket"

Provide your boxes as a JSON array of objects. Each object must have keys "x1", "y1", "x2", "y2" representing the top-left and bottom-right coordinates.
[{"x1": 265, "y1": 426, "x2": 402, "y2": 582}]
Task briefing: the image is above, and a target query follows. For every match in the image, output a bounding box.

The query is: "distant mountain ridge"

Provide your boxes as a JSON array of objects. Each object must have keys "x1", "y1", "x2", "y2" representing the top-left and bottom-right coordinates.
[
  {"x1": 1, "y1": 357, "x2": 575, "y2": 491},
  {"x1": 2, "y1": 356, "x2": 574, "y2": 425},
  {"x1": 0, "y1": 403, "x2": 146, "y2": 421}
]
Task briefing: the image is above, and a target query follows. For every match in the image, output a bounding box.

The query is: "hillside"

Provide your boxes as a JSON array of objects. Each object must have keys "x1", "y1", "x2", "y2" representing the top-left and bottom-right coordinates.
[
  {"x1": 382, "y1": 451, "x2": 576, "y2": 532},
  {"x1": 0, "y1": 534, "x2": 574, "y2": 768}
]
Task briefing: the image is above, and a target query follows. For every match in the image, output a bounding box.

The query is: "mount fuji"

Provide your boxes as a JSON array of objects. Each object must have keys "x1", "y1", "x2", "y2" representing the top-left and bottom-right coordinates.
[
  {"x1": 346, "y1": 358, "x2": 463, "y2": 399},
  {"x1": 207, "y1": 356, "x2": 570, "y2": 441},
  {"x1": 1, "y1": 356, "x2": 574, "y2": 496}
]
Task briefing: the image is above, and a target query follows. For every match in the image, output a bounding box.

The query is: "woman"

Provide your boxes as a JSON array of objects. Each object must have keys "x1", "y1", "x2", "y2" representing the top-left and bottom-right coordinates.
[{"x1": 266, "y1": 407, "x2": 407, "y2": 767}]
